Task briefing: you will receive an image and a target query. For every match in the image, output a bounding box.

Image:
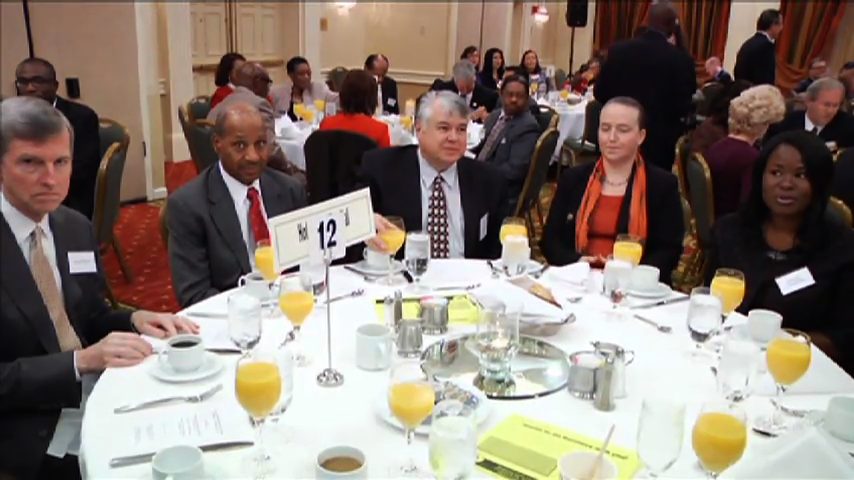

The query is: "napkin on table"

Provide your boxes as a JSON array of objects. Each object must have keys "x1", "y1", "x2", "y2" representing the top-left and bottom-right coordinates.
[
  {"x1": 275, "y1": 115, "x2": 299, "y2": 139},
  {"x1": 545, "y1": 262, "x2": 591, "y2": 287}
]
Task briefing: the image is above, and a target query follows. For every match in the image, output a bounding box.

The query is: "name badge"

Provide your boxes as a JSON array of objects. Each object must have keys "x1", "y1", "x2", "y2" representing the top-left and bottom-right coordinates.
[
  {"x1": 387, "y1": 98, "x2": 396, "y2": 107},
  {"x1": 775, "y1": 267, "x2": 815, "y2": 296},
  {"x1": 500, "y1": 138, "x2": 507, "y2": 144},
  {"x1": 68, "y1": 251, "x2": 97, "y2": 274},
  {"x1": 480, "y1": 213, "x2": 489, "y2": 241}
]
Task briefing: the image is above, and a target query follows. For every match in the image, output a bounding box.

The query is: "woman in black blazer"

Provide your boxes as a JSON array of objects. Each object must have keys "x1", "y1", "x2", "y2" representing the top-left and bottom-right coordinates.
[
  {"x1": 705, "y1": 131, "x2": 854, "y2": 374},
  {"x1": 477, "y1": 48, "x2": 505, "y2": 91},
  {"x1": 540, "y1": 97, "x2": 685, "y2": 284}
]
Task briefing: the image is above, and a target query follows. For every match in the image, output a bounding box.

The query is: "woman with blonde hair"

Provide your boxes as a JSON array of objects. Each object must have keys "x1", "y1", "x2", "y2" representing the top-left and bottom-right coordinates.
[{"x1": 704, "y1": 84, "x2": 785, "y2": 218}]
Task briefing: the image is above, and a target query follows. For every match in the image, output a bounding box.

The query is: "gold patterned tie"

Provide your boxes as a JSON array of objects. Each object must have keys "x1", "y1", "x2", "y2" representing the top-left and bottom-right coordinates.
[{"x1": 30, "y1": 226, "x2": 82, "y2": 352}]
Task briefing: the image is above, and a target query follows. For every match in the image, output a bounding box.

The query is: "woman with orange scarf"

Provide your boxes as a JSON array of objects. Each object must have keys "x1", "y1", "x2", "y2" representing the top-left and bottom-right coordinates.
[{"x1": 540, "y1": 97, "x2": 685, "y2": 284}]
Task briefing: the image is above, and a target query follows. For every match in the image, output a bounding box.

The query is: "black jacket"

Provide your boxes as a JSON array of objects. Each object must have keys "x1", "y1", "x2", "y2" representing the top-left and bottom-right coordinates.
[
  {"x1": 734, "y1": 32, "x2": 777, "y2": 86},
  {"x1": 380, "y1": 76, "x2": 400, "y2": 115},
  {"x1": 430, "y1": 79, "x2": 499, "y2": 114},
  {"x1": 704, "y1": 213, "x2": 854, "y2": 375},
  {"x1": 832, "y1": 148, "x2": 854, "y2": 214},
  {"x1": 55, "y1": 96, "x2": 101, "y2": 219},
  {"x1": 540, "y1": 161, "x2": 685, "y2": 285},
  {"x1": 766, "y1": 110, "x2": 854, "y2": 149}
]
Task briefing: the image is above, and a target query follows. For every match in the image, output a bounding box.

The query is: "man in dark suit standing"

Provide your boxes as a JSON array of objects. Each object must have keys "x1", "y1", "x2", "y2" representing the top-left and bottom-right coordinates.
[
  {"x1": 766, "y1": 78, "x2": 854, "y2": 150},
  {"x1": 360, "y1": 91, "x2": 507, "y2": 260},
  {"x1": 734, "y1": 9, "x2": 783, "y2": 87},
  {"x1": 365, "y1": 53, "x2": 400, "y2": 115},
  {"x1": 704, "y1": 57, "x2": 733, "y2": 84},
  {"x1": 471, "y1": 74, "x2": 541, "y2": 213},
  {"x1": 430, "y1": 60, "x2": 499, "y2": 123},
  {"x1": 0, "y1": 96, "x2": 196, "y2": 480},
  {"x1": 15, "y1": 58, "x2": 101, "y2": 220},
  {"x1": 168, "y1": 103, "x2": 307, "y2": 308},
  {"x1": 594, "y1": 2, "x2": 697, "y2": 170}
]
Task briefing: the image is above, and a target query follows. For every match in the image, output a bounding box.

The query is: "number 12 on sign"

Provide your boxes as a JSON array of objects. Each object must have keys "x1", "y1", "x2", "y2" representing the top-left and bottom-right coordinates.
[{"x1": 309, "y1": 212, "x2": 346, "y2": 264}]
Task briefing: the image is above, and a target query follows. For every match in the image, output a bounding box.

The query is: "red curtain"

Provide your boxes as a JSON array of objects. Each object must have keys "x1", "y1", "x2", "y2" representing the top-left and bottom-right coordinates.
[
  {"x1": 673, "y1": 1, "x2": 733, "y2": 81},
  {"x1": 777, "y1": 0, "x2": 848, "y2": 95},
  {"x1": 593, "y1": 0, "x2": 652, "y2": 53}
]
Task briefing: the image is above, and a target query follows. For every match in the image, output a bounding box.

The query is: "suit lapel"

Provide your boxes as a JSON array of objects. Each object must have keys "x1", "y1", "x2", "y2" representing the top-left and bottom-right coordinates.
[
  {"x1": 207, "y1": 167, "x2": 252, "y2": 273},
  {"x1": 457, "y1": 159, "x2": 480, "y2": 257},
  {"x1": 401, "y1": 148, "x2": 423, "y2": 230},
  {"x1": 259, "y1": 170, "x2": 291, "y2": 218},
  {"x1": 0, "y1": 215, "x2": 61, "y2": 353}
]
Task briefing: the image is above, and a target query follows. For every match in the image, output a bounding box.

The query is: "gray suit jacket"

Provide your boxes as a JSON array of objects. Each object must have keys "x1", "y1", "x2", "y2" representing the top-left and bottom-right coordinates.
[
  {"x1": 166, "y1": 165, "x2": 307, "y2": 308},
  {"x1": 471, "y1": 109, "x2": 541, "y2": 207}
]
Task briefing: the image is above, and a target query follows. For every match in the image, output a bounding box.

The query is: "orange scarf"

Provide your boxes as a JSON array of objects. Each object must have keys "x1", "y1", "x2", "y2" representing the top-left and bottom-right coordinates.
[{"x1": 575, "y1": 155, "x2": 648, "y2": 254}]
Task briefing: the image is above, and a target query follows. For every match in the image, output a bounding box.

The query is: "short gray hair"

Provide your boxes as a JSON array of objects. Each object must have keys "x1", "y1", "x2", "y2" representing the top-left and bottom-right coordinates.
[
  {"x1": 416, "y1": 91, "x2": 470, "y2": 126},
  {"x1": 806, "y1": 77, "x2": 844, "y2": 101},
  {"x1": 213, "y1": 102, "x2": 263, "y2": 136},
  {"x1": 451, "y1": 60, "x2": 476, "y2": 81},
  {"x1": 1, "y1": 96, "x2": 74, "y2": 160}
]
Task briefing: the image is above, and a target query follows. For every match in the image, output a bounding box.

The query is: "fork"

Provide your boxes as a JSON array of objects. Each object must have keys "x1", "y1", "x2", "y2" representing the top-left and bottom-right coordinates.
[
  {"x1": 323, "y1": 289, "x2": 365, "y2": 304},
  {"x1": 431, "y1": 284, "x2": 480, "y2": 292},
  {"x1": 113, "y1": 384, "x2": 223, "y2": 413}
]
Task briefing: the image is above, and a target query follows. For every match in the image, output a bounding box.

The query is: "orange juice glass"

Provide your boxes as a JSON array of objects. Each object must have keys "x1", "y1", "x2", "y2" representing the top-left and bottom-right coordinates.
[
  {"x1": 376, "y1": 216, "x2": 406, "y2": 287},
  {"x1": 710, "y1": 269, "x2": 746, "y2": 314},
  {"x1": 692, "y1": 402, "x2": 747, "y2": 478},
  {"x1": 388, "y1": 360, "x2": 434, "y2": 476},
  {"x1": 613, "y1": 234, "x2": 643, "y2": 266},
  {"x1": 234, "y1": 350, "x2": 282, "y2": 476},
  {"x1": 758, "y1": 330, "x2": 812, "y2": 436},
  {"x1": 277, "y1": 277, "x2": 315, "y2": 367},
  {"x1": 500, "y1": 217, "x2": 527, "y2": 244},
  {"x1": 255, "y1": 240, "x2": 277, "y2": 282}
]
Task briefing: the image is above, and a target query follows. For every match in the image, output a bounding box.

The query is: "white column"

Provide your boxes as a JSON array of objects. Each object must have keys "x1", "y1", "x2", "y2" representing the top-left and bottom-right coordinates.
[
  {"x1": 135, "y1": 1, "x2": 167, "y2": 200},
  {"x1": 164, "y1": 1, "x2": 194, "y2": 164},
  {"x1": 301, "y1": 1, "x2": 322, "y2": 69}
]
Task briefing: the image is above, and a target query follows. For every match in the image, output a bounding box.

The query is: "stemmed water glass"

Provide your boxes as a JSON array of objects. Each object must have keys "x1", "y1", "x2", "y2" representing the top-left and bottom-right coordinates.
[
  {"x1": 388, "y1": 359, "x2": 435, "y2": 477},
  {"x1": 755, "y1": 329, "x2": 812, "y2": 435},
  {"x1": 277, "y1": 276, "x2": 315, "y2": 367},
  {"x1": 404, "y1": 231, "x2": 430, "y2": 293},
  {"x1": 235, "y1": 348, "x2": 282, "y2": 476},
  {"x1": 636, "y1": 398, "x2": 685, "y2": 478},
  {"x1": 716, "y1": 336, "x2": 760, "y2": 403},
  {"x1": 603, "y1": 256, "x2": 632, "y2": 311},
  {"x1": 268, "y1": 343, "x2": 295, "y2": 443},
  {"x1": 473, "y1": 296, "x2": 521, "y2": 388},
  {"x1": 377, "y1": 216, "x2": 406, "y2": 286},
  {"x1": 686, "y1": 287, "x2": 723, "y2": 359},
  {"x1": 692, "y1": 400, "x2": 748, "y2": 479},
  {"x1": 429, "y1": 399, "x2": 477, "y2": 480},
  {"x1": 227, "y1": 291, "x2": 262, "y2": 355}
]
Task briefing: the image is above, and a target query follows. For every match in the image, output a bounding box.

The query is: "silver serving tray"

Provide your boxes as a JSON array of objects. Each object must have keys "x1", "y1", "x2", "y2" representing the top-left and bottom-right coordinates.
[{"x1": 421, "y1": 334, "x2": 571, "y2": 400}]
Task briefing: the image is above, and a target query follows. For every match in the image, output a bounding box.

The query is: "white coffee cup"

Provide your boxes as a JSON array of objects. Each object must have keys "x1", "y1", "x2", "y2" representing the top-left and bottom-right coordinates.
[
  {"x1": 159, "y1": 334, "x2": 205, "y2": 373},
  {"x1": 630, "y1": 265, "x2": 660, "y2": 292},
  {"x1": 502, "y1": 236, "x2": 530, "y2": 276},
  {"x1": 363, "y1": 248, "x2": 390, "y2": 270},
  {"x1": 316, "y1": 446, "x2": 367, "y2": 479},
  {"x1": 151, "y1": 445, "x2": 204, "y2": 480},
  {"x1": 355, "y1": 324, "x2": 393, "y2": 371},
  {"x1": 558, "y1": 451, "x2": 618, "y2": 480},
  {"x1": 746, "y1": 309, "x2": 783, "y2": 344},
  {"x1": 825, "y1": 396, "x2": 854, "y2": 442}
]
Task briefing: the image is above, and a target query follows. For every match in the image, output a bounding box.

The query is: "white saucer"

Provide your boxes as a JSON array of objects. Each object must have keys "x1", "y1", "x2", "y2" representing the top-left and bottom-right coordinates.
[
  {"x1": 628, "y1": 282, "x2": 672, "y2": 299},
  {"x1": 348, "y1": 259, "x2": 405, "y2": 277},
  {"x1": 374, "y1": 382, "x2": 491, "y2": 436},
  {"x1": 491, "y1": 259, "x2": 544, "y2": 275},
  {"x1": 138, "y1": 464, "x2": 231, "y2": 479},
  {"x1": 149, "y1": 353, "x2": 225, "y2": 384}
]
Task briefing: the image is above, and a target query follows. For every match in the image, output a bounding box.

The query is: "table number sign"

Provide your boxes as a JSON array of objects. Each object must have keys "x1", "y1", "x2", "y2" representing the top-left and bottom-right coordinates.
[{"x1": 268, "y1": 188, "x2": 375, "y2": 271}]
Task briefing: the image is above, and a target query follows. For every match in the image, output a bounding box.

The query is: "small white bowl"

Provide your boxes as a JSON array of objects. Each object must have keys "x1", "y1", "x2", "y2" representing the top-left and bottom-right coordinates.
[
  {"x1": 315, "y1": 446, "x2": 367, "y2": 479},
  {"x1": 825, "y1": 396, "x2": 854, "y2": 443},
  {"x1": 558, "y1": 450, "x2": 618, "y2": 480}
]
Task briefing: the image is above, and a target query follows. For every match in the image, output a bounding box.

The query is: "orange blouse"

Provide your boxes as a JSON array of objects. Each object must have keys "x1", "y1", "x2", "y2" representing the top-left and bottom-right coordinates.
[
  {"x1": 318, "y1": 113, "x2": 391, "y2": 148},
  {"x1": 586, "y1": 195, "x2": 623, "y2": 259}
]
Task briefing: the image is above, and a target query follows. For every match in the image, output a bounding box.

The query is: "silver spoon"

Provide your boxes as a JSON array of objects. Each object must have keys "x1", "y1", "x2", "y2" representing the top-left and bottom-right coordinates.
[{"x1": 633, "y1": 314, "x2": 673, "y2": 333}]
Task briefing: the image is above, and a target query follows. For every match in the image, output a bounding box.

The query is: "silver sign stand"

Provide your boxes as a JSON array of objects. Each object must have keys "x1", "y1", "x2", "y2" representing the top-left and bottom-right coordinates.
[{"x1": 316, "y1": 248, "x2": 343, "y2": 387}]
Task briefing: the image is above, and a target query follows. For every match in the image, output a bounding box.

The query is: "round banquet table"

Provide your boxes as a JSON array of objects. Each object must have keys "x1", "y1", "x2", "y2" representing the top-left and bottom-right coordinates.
[
  {"x1": 551, "y1": 101, "x2": 587, "y2": 161},
  {"x1": 81, "y1": 260, "x2": 854, "y2": 479}
]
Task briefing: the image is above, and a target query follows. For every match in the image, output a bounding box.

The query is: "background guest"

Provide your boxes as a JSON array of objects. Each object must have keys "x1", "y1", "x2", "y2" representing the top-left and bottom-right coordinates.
[
  {"x1": 689, "y1": 80, "x2": 752, "y2": 156},
  {"x1": 793, "y1": 57, "x2": 829, "y2": 94},
  {"x1": 704, "y1": 131, "x2": 854, "y2": 374},
  {"x1": 460, "y1": 46, "x2": 480, "y2": 71},
  {"x1": 540, "y1": 97, "x2": 684, "y2": 283},
  {"x1": 430, "y1": 60, "x2": 498, "y2": 122},
  {"x1": 568, "y1": 57, "x2": 601, "y2": 95},
  {"x1": 704, "y1": 56, "x2": 733, "y2": 84},
  {"x1": 705, "y1": 85, "x2": 785, "y2": 218},
  {"x1": 520, "y1": 49, "x2": 554, "y2": 97},
  {"x1": 766, "y1": 77, "x2": 854, "y2": 150},
  {"x1": 271, "y1": 56, "x2": 337, "y2": 121},
  {"x1": 478, "y1": 48, "x2": 505, "y2": 91},
  {"x1": 365, "y1": 53, "x2": 399, "y2": 115},
  {"x1": 210, "y1": 52, "x2": 246, "y2": 108},
  {"x1": 320, "y1": 70, "x2": 391, "y2": 148},
  {"x1": 734, "y1": 9, "x2": 783, "y2": 86}
]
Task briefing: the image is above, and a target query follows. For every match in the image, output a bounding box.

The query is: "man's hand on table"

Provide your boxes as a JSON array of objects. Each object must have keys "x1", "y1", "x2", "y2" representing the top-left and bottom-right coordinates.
[{"x1": 132, "y1": 311, "x2": 199, "y2": 338}]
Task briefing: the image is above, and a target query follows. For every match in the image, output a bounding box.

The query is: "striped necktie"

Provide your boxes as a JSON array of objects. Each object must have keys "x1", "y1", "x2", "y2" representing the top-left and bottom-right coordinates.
[{"x1": 30, "y1": 226, "x2": 82, "y2": 352}]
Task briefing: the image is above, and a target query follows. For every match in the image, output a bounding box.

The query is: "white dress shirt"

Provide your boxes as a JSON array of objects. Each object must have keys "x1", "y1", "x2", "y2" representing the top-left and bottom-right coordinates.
[
  {"x1": 1, "y1": 191, "x2": 61, "y2": 292},
  {"x1": 218, "y1": 162, "x2": 268, "y2": 268},
  {"x1": 759, "y1": 31, "x2": 775, "y2": 43},
  {"x1": 417, "y1": 149, "x2": 465, "y2": 258},
  {"x1": 804, "y1": 114, "x2": 823, "y2": 135}
]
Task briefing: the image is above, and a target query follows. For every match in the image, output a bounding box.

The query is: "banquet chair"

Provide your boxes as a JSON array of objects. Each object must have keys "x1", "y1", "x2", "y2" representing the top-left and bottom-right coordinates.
[
  {"x1": 94, "y1": 118, "x2": 133, "y2": 287},
  {"x1": 186, "y1": 120, "x2": 219, "y2": 173},
  {"x1": 558, "y1": 99, "x2": 601, "y2": 176},
  {"x1": 303, "y1": 130, "x2": 378, "y2": 204},
  {"x1": 515, "y1": 128, "x2": 560, "y2": 237},
  {"x1": 673, "y1": 134, "x2": 691, "y2": 198},
  {"x1": 684, "y1": 152, "x2": 715, "y2": 249},
  {"x1": 828, "y1": 197, "x2": 853, "y2": 228},
  {"x1": 186, "y1": 95, "x2": 211, "y2": 123},
  {"x1": 158, "y1": 204, "x2": 169, "y2": 247},
  {"x1": 535, "y1": 105, "x2": 557, "y2": 132}
]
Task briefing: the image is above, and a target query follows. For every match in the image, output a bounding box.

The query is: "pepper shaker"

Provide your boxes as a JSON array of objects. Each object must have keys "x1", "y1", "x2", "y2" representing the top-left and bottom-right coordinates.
[
  {"x1": 393, "y1": 290, "x2": 404, "y2": 331},
  {"x1": 593, "y1": 355, "x2": 616, "y2": 412}
]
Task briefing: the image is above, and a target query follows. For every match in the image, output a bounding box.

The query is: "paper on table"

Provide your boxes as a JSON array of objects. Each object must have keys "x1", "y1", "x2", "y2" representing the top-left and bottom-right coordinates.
[
  {"x1": 142, "y1": 319, "x2": 238, "y2": 352},
  {"x1": 476, "y1": 415, "x2": 640, "y2": 479},
  {"x1": 374, "y1": 295, "x2": 480, "y2": 325},
  {"x1": 114, "y1": 406, "x2": 253, "y2": 458}
]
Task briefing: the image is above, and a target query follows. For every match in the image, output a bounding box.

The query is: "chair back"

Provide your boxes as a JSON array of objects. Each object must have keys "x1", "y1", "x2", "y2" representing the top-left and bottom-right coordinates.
[
  {"x1": 673, "y1": 134, "x2": 691, "y2": 197},
  {"x1": 828, "y1": 196, "x2": 853, "y2": 228},
  {"x1": 159, "y1": 204, "x2": 169, "y2": 247},
  {"x1": 98, "y1": 118, "x2": 130, "y2": 161},
  {"x1": 303, "y1": 130, "x2": 378, "y2": 204},
  {"x1": 514, "y1": 128, "x2": 560, "y2": 217},
  {"x1": 92, "y1": 141, "x2": 129, "y2": 246},
  {"x1": 186, "y1": 96, "x2": 211, "y2": 123},
  {"x1": 554, "y1": 69, "x2": 567, "y2": 90},
  {"x1": 582, "y1": 99, "x2": 602, "y2": 149},
  {"x1": 186, "y1": 119, "x2": 219, "y2": 173},
  {"x1": 697, "y1": 83, "x2": 724, "y2": 116},
  {"x1": 327, "y1": 67, "x2": 349, "y2": 92},
  {"x1": 684, "y1": 152, "x2": 715, "y2": 247},
  {"x1": 535, "y1": 105, "x2": 557, "y2": 132}
]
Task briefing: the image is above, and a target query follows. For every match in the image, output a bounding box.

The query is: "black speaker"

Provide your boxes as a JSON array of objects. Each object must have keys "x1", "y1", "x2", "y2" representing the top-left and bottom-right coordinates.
[
  {"x1": 65, "y1": 78, "x2": 81, "y2": 99},
  {"x1": 566, "y1": 0, "x2": 588, "y2": 27}
]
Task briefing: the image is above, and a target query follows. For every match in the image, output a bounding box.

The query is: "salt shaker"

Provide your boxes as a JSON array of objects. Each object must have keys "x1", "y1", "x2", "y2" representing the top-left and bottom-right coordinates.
[
  {"x1": 593, "y1": 355, "x2": 616, "y2": 412},
  {"x1": 383, "y1": 295, "x2": 395, "y2": 330},
  {"x1": 393, "y1": 290, "x2": 404, "y2": 330}
]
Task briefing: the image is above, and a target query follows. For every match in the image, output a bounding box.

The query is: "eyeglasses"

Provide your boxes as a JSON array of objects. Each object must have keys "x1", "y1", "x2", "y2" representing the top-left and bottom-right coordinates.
[{"x1": 15, "y1": 76, "x2": 55, "y2": 88}]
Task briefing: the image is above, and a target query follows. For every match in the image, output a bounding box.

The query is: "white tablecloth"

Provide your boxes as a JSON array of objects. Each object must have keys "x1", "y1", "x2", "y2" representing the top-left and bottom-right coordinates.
[
  {"x1": 552, "y1": 101, "x2": 587, "y2": 160},
  {"x1": 80, "y1": 260, "x2": 854, "y2": 479}
]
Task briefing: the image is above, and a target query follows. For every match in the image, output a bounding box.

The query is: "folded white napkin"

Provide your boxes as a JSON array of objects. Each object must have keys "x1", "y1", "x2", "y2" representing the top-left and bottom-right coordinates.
[
  {"x1": 473, "y1": 279, "x2": 567, "y2": 320},
  {"x1": 546, "y1": 262, "x2": 591, "y2": 287},
  {"x1": 724, "y1": 426, "x2": 854, "y2": 479},
  {"x1": 275, "y1": 115, "x2": 299, "y2": 139}
]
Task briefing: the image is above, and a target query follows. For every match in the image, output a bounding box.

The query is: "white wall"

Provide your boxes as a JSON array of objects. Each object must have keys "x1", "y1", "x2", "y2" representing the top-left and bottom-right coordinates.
[{"x1": 722, "y1": 1, "x2": 781, "y2": 73}]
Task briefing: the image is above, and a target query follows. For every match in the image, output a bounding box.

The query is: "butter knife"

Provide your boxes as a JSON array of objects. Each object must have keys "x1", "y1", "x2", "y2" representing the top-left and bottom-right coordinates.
[
  {"x1": 183, "y1": 311, "x2": 227, "y2": 319},
  {"x1": 109, "y1": 441, "x2": 253, "y2": 468},
  {"x1": 631, "y1": 296, "x2": 689, "y2": 310}
]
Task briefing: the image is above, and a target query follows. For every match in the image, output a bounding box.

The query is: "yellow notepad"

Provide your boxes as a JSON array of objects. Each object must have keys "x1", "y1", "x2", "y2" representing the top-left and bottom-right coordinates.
[
  {"x1": 374, "y1": 295, "x2": 481, "y2": 324},
  {"x1": 476, "y1": 415, "x2": 641, "y2": 479}
]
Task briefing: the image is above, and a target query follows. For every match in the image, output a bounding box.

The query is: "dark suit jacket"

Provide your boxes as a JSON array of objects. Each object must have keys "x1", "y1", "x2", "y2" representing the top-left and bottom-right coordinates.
[
  {"x1": 470, "y1": 110, "x2": 540, "y2": 211},
  {"x1": 380, "y1": 76, "x2": 400, "y2": 115},
  {"x1": 734, "y1": 33, "x2": 777, "y2": 86},
  {"x1": 540, "y1": 161, "x2": 685, "y2": 285},
  {"x1": 704, "y1": 213, "x2": 854, "y2": 374},
  {"x1": 430, "y1": 79, "x2": 499, "y2": 114},
  {"x1": 0, "y1": 206, "x2": 133, "y2": 479},
  {"x1": 55, "y1": 97, "x2": 100, "y2": 220},
  {"x1": 166, "y1": 165, "x2": 307, "y2": 308},
  {"x1": 359, "y1": 146, "x2": 507, "y2": 259},
  {"x1": 765, "y1": 110, "x2": 854, "y2": 149},
  {"x1": 712, "y1": 70, "x2": 733, "y2": 84},
  {"x1": 477, "y1": 70, "x2": 500, "y2": 91},
  {"x1": 833, "y1": 148, "x2": 854, "y2": 214}
]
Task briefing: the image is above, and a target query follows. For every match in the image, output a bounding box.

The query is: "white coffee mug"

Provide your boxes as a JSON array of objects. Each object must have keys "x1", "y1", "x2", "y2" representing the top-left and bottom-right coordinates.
[
  {"x1": 501, "y1": 236, "x2": 530, "y2": 276},
  {"x1": 746, "y1": 309, "x2": 783, "y2": 344},
  {"x1": 825, "y1": 396, "x2": 854, "y2": 442},
  {"x1": 363, "y1": 248, "x2": 390, "y2": 269},
  {"x1": 630, "y1": 265, "x2": 660, "y2": 292},
  {"x1": 151, "y1": 445, "x2": 204, "y2": 480},
  {"x1": 355, "y1": 324, "x2": 393, "y2": 371},
  {"x1": 159, "y1": 334, "x2": 205, "y2": 373},
  {"x1": 316, "y1": 446, "x2": 367, "y2": 479}
]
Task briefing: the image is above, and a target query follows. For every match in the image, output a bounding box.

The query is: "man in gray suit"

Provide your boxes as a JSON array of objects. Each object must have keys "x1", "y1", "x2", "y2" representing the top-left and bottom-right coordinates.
[
  {"x1": 168, "y1": 102, "x2": 307, "y2": 308},
  {"x1": 471, "y1": 74, "x2": 541, "y2": 213}
]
